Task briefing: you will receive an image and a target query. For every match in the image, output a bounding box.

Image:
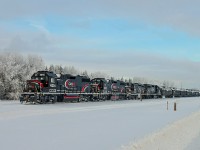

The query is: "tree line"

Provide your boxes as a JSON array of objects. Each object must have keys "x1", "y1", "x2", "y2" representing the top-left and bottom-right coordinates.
[
  {"x1": 0, "y1": 52, "x2": 45, "y2": 100},
  {"x1": 0, "y1": 52, "x2": 175, "y2": 100}
]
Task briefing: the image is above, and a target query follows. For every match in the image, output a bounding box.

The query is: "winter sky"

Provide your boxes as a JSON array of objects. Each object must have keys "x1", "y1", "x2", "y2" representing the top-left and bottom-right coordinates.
[{"x1": 1, "y1": 0, "x2": 200, "y2": 88}]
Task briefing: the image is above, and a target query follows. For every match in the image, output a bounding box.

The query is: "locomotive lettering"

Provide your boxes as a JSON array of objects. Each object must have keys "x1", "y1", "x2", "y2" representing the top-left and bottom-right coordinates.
[{"x1": 65, "y1": 79, "x2": 76, "y2": 89}]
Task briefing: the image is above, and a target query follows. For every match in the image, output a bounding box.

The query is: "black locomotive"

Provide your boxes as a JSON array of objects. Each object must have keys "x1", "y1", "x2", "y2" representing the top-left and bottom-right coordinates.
[{"x1": 20, "y1": 71, "x2": 200, "y2": 104}]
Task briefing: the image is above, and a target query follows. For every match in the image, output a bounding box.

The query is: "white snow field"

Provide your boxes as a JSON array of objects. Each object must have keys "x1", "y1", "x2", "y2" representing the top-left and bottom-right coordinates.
[
  {"x1": 0, "y1": 97, "x2": 200, "y2": 150},
  {"x1": 122, "y1": 105, "x2": 200, "y2": 150}
]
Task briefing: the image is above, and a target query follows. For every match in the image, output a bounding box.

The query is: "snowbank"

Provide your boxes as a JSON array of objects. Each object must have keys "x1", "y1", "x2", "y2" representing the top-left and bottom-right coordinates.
[
  {"x1": 184, "y1": 133, "x2": 200, "y2": 150},
  {"x1": 122, "y1": 110, "x2": 200, "y2": 150}
]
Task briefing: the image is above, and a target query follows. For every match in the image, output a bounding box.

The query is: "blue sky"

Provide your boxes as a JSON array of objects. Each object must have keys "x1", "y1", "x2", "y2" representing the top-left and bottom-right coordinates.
[
  {"x1": 1, "y1": 0, "x2": 200, "y2": 88},
  {"x1": 2, "y1": 16, "x2": 200, "y2": 59}
]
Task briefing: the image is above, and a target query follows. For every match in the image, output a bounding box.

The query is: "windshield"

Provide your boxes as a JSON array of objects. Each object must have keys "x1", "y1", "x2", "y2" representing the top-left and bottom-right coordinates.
[{"x1": 31, "y1": 73, "x2": 49, "y2": 87}]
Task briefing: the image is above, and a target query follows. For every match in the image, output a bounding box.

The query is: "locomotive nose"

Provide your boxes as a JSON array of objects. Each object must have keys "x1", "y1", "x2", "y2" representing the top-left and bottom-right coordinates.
[{"x1": 25, "y1": 80, "x2": 43, "y2": 92}]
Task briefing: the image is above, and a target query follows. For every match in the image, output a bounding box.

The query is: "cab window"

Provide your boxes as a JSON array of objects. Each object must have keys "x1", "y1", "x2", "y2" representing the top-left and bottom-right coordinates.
[{"x1": 51, "y1": 78, "x2": 55, "y2": 83}]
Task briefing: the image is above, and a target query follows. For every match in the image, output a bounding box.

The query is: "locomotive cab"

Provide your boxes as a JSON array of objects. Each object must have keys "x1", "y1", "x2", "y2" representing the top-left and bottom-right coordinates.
[
  {"x1": 90, "y1": 78, "x2": 107, "y2": 93},
  {"x1": 24, "y1": 71, "x2": 57, "y2": 93},
  {"x1": 118, "y1": 80, "x2": 126, "y2": 93}
]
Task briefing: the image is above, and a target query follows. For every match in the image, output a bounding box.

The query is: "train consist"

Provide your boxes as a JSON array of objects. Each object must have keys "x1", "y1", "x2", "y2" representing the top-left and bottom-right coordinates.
[{"x1": 20, "y1": 71, "x2": 200, "y2": 104}]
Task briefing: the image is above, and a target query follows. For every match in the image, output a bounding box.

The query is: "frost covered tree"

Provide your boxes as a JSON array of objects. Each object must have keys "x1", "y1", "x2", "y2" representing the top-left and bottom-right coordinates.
[
  {"x1": 48, "y1": 65, "x2": 80, "y2": 75},
  {"x1": 49, "y1": 64, "x2": 55, "y2": 72},
  {"x1": 128, "y1": 78, "x2": 133, "y2": 84},
  {"x1": 162, "y1": 80, "x2": 175, "y2": 88},
  {"x1": 124, "y1": 79, "x2": 128, "y2": 83},
  {"x1": 90, "y1": 71, "x2": 109, "y2": 79},
  {"x1": 26, "y1": 54, "x2": 45, "y2": 80},
  {"x1": 0, "y1": 52, "x2": 45, "y2": 100},
  {"x1": 63, "y1": 66, "x2": 79, "y2": 75},
  {"x1": 132, "y1": 77, "x2": 148, "y2": 84},
  {"x1": 49, "y1": 65, "x2": 108, "y2": 79},
  {"x1": 81, "y1": 70, "x2": 89, "y2": 77},
  {"x1": 54, "y1": 65, "x2": 63, "y2": 74},
  {"x1": 110, "y1": 77, "x2": 115, "y2": 80}
]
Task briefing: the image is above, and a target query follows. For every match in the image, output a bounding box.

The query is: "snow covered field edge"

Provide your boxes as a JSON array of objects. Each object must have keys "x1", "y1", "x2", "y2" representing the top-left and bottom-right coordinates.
[{"x1": 122, "y1": 110, "x2": 200, "y2": 150}]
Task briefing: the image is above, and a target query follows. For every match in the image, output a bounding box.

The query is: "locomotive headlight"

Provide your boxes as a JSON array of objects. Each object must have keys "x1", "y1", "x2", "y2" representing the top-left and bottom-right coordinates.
[{"x1": 50, "y1": 84, "x2": 56, "y2": 87}]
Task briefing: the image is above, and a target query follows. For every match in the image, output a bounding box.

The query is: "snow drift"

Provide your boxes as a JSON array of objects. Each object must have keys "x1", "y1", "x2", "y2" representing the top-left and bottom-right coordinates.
[{"x1": 122, "y1": 110, "x2": 200, "y2": 150}]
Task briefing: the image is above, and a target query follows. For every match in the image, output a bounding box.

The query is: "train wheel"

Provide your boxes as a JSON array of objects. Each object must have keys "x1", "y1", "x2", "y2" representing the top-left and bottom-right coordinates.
[
  {"x1": 83, "y1": 96, "x2": 88, "y2": 102},
  {"x1": 78, "y1": 95, "x2": 84, "y2": 102},
  {"x1": 76, "y1": 98, "x2": 80, "y2": 103},
  {"x1": 43, "y1": 96, "x2": 48, "y2": 104},
  {"x1": 83, "y1": 96, "x2": 90, "y2": 102},
  {"x1": 52, "y1": 96, "x2": 57, "y2": 104}
]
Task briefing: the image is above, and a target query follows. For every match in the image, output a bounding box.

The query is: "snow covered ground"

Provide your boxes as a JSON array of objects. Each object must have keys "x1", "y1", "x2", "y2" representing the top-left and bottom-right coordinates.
[
  {"x1": 123, "y1": 106, "x2": 200, "y2": 150},
  {"x1": 185, "y1": 134, "x2": 200, "y2": 150},
  {"x1": 0, "y1": 97, "x2": 200, "y2": 150}
]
